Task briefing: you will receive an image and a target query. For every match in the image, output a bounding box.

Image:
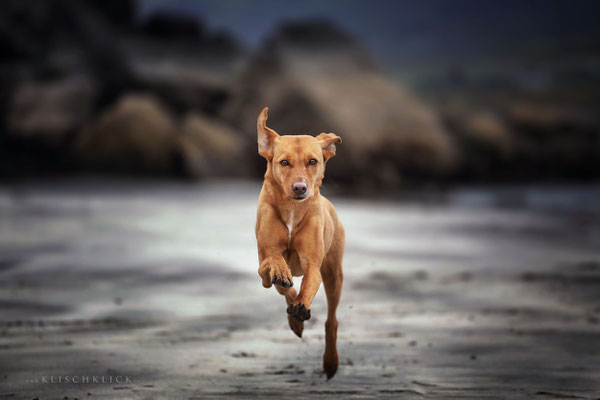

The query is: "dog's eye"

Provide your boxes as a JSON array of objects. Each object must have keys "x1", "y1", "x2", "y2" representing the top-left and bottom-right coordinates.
[
  {"x1": 280, "y1": 160, "x2": 289, "y2": 166},
  {"x1": 308, "y1": 158, "x2": 317, "y2": 165}
]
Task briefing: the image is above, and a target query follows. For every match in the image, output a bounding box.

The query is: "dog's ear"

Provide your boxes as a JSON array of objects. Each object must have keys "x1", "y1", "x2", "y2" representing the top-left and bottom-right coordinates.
[
  {"x1": 317, "y1": 133, "x2": 342, "y2": 161},
  {"x1": 257, "y1": 107, "x2": 280, "y2": 160}
]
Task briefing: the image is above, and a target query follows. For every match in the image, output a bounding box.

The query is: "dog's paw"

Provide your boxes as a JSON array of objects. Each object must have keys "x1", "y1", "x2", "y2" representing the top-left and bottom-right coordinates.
[
  {"x1": 323, "y1": 352, "x2": 339, "y2": 380},
  {"x1": 288, "y1": 315, "x2": 304, "y2": 338},
  {"x1": 269, "y1": 260, "x2": 293, "y2": 288},
  {"x1": 287, "y1": 302, "x2": 311, "y2": 322},
  {"x1": 272, "y1": 274, "x2": 293, "y2": 288},
  {"x1": 259, "y1": 257, "x2": 293, "y2": 288}
]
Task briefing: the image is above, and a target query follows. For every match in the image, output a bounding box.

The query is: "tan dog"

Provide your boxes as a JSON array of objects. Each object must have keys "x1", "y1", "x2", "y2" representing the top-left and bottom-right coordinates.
[{"x1": 255, "y1": 107, "x2": 345, "y2": 379}]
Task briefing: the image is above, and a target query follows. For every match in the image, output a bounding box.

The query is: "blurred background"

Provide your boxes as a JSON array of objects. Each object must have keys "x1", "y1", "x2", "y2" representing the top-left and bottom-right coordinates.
[
  {"x1": 1, "y1": 0, "x2": 600, "y2": 188},
  {"x1": 1, "y1": 1, "x2": 600, "y2": 399}
]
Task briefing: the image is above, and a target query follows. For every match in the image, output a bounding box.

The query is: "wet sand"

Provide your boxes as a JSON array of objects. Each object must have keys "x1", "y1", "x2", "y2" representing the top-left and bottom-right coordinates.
[{"x1": 0, "y1": 180, "x2": 599, "y2": 399}]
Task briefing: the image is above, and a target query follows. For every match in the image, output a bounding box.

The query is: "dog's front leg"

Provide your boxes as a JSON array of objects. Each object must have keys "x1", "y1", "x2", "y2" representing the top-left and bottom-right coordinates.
[
  {"x1": 256, "y1": 205, "x2": 292, "y2": 289},
  {"x1": 287, "y1": 220, "x2": 324, "y2": 322},
  {"x1": 287, "y1": 265, "x2": 322, "y2": 321}
]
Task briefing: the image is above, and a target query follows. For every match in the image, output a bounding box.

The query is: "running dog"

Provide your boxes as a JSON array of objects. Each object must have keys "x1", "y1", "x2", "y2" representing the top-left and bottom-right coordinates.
[{"x1": 255, "y1": 107, "x2": 345, "y2": 379}]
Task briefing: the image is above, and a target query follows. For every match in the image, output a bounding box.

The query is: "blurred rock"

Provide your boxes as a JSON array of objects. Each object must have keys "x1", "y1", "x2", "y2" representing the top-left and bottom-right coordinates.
[
  {"x1": 441, "y1": 103, "x2": 600, "y2": 181},
  {"x1": 178, "y1": 113, "x2": 244, "y2": 178},
  {"x1": 0, "y1": 0, "x2": 137, "y2": 109},
  {"x1": 507, "y1": 103, "x2": 597, "y2": 135},
  {"x1": 124, "y1": 40, "x2": 239, "y2": 114},
  {"x1": 0, "y1": 0, "x2": 246, "y2": 178},
  {"x1": 126, "y1": 14, "x2": 243, "y2": 114},
  {"x1": 505, "y1": 104, "x2": 600, "y2": 180},
  {"x1": 271, "y1": 19, "x2": 365, "y2": 50},
  {"x1": 1, "y1": 2, "x2": 598, "y2": 186},
  {"x1": 462, "y1": 113, "x2": 513, "y2": 153},
  {"x1": 223, "y1": 19, "x2": 456, "y2": 187},
  {"x1": 8, "y1": 75, "x2": 95, "y2": 144},
  {"x1": 441, "y1": 108, "x2": 514, "y2": 180},
  {"x1": 73, "y1": 94, "x2": 178, "y2": 173}
]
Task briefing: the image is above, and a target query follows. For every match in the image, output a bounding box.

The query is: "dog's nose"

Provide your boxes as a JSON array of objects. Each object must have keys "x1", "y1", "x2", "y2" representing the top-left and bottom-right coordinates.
[{"x1": 292, "y1": 182, "x2": 307, "y2": 195}]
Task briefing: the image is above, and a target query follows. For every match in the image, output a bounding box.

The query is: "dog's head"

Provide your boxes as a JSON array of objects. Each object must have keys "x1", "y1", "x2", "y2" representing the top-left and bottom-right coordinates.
[{"x1": 257, "y1": 107, "x2": 341, "y2": 202}]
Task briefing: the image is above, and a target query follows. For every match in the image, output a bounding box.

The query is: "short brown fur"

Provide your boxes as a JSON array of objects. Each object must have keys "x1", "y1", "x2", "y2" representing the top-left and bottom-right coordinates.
[{"x1": 255, "y1": 107, "x2": 345, "y2": 379}]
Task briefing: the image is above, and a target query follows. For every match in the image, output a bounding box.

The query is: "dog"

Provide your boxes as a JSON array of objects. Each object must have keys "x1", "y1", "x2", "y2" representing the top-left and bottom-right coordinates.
[{"x1": 255, "y1": 107, "x2": 345, "y2": 379}]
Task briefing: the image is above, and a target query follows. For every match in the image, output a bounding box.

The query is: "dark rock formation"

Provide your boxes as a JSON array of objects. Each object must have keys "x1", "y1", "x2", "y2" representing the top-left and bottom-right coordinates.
[
  {"x1": 73, "y1": 94, "x2": 178, "y2": 174},
  {"x1": 8, "y1": 75, "x2": 96, "y2": 144},
  {"x1": 178, "y1": 112, "x2": 244, "y2": 178},
  {"x1": 441, "y1": 103, "x2": 600, "y2": 181},
  {"x1": 223, "y1": 19, "x2": 457, "y2": 189},
  {"x1": 1, "y1": 3, "x2": 597, "y2": 186},
  {"x1": 72, "y1": 93, "x2": 245, "y2": 178},
  {"x1": 0, "y1": 0, "x2": 244, "y2": 177}
]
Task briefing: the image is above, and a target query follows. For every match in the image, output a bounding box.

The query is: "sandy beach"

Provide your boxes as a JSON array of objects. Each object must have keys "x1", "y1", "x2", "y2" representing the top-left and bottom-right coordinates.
[{"x1": 1, "y1": 180, "x2": 599, "y2": 399}]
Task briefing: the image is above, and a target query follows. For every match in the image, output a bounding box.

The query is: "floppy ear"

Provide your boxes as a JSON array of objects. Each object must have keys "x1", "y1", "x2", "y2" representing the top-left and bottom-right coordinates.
[
  {"x1": 257, "y1": 107, "x2": 280, "y2": 160},
  {"x1": 316, "y1": 133, "x2": 342, "y2": 161}
]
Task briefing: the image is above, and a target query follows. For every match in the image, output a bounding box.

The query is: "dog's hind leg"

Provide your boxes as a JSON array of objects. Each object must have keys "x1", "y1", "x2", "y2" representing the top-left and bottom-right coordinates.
[
  {"x1": 321, "y1": 257, "x2": 343, "y2": 380},
  {"x1": 275, "y1": 285, "x2": 303, "y2": 338}
]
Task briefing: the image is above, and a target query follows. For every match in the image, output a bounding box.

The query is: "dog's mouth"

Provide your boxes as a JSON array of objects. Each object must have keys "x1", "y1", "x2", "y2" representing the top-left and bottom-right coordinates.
[{"x1": 291, "y1": 195, "x2": 308, "y2": 201}]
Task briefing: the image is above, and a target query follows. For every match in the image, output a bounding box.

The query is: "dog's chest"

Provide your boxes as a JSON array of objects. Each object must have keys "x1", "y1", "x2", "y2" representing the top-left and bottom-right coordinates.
[{"x1": 285, "y1": 211, "x2": 294, "y2": 246}]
